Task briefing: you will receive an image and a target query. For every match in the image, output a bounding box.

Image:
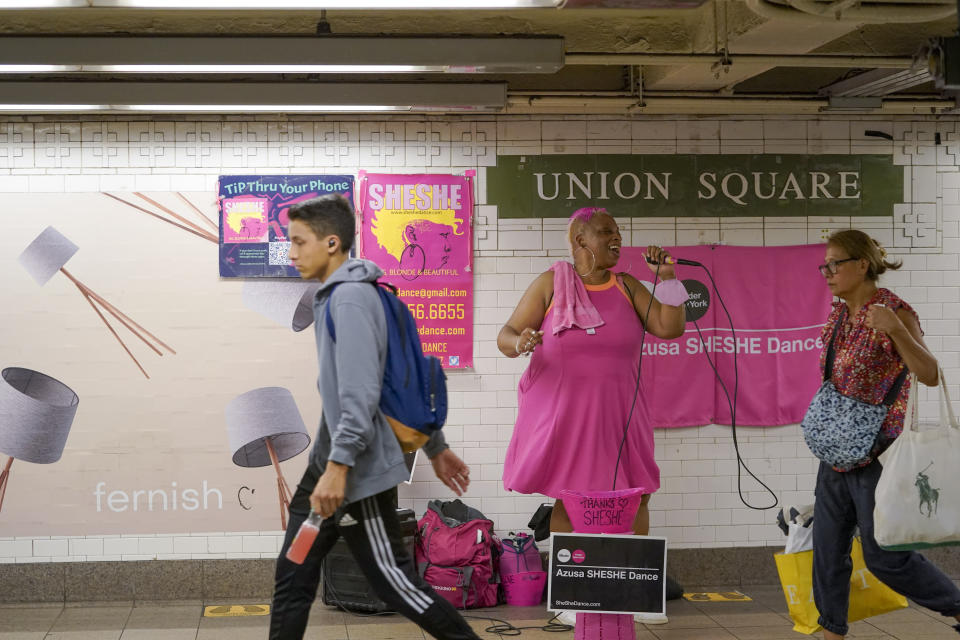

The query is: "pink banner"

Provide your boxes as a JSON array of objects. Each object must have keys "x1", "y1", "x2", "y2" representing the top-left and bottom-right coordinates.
[
  {"x1": 619, "y1": 244, "x2": 831, "y2": 427},
  {"x1": 357, "y1": 172, "x2": 474, "y2": 369}
]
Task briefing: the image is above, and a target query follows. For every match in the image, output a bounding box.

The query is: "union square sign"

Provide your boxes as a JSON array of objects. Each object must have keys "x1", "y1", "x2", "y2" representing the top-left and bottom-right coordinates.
[{"x1": 486, "y1": 154, "x2": 903, "y2": 219}]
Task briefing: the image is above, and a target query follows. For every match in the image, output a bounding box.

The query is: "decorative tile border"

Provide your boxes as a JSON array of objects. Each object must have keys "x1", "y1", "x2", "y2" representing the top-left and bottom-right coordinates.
[{"x1": 0, "y1": 115, "x2": 954, "y2": 562}]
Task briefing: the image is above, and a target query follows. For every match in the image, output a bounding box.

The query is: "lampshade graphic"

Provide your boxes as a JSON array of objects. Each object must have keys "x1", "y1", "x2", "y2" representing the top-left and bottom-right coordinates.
[
  {"x1": 103, "y1": 192, "x2": 219, "y2": 244},
  {"x1": 225, "y1": 387, "x2": 311, "y2": 530},
  {"x1": 18, "y1": 225, "x2": 79, "y2": 287},
  {"x1": 18, "y1": 226, "x2": 175, "y2": 379},
  {"x1": 241, "y1": 280, "x2": 321, "y2": 332},
  {"x1": 0, "y1": 367, "x2": 79, "y2": 514}
]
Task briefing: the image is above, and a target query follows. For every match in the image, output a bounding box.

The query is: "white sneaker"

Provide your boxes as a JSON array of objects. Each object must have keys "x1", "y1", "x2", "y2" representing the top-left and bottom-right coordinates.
[
  {"x1": 634, "y1": 612, "x2": 668, "y2": 625},
  {"x1": 556, "y1": 610, "x2": 577, "y2": 626}
]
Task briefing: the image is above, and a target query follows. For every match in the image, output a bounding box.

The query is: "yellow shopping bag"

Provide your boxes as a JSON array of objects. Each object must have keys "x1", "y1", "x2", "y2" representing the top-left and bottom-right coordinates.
[{"x1": 774, "y1": 538, "x2": 908, "y2": 634}]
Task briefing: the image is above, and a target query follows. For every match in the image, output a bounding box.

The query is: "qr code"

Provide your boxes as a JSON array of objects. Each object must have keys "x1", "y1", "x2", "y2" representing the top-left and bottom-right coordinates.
[{"x1": 269, "y1": 242, "x2": 291, "y2": 266}]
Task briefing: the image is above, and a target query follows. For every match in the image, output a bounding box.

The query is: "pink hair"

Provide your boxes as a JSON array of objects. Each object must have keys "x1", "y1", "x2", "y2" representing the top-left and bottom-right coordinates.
[
  {"x1": 569, "y1": 207, "x2": 607, "y2": 224},
  {"x1": 567, "y1": 207, "x2": 609, "y2": 252}
]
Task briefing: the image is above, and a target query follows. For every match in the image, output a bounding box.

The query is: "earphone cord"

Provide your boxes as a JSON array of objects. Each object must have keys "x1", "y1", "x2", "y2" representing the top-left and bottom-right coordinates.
[{"x1": 611, "y1": 262, "x2": 659, "y2": 490}]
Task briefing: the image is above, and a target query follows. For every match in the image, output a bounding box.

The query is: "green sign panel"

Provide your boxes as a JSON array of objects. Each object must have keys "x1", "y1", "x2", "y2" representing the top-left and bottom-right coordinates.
[{"x1": 486, "y1": 154, "x2": 902, "y2": 219}]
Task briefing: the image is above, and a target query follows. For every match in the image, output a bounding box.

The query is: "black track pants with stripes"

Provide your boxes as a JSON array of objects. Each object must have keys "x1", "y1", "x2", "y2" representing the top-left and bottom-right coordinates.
[{"x1": 269, "y1": 478, "x2": 481, "y2": 640}]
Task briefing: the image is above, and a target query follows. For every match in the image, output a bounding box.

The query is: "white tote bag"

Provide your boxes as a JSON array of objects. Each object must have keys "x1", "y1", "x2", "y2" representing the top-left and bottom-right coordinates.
[{"x1": 874, "y1": 369, "x2": 960, "y2": 550}]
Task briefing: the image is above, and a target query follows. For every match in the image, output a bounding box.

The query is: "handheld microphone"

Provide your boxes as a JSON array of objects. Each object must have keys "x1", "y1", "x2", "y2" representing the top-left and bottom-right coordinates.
[{"x1": 644, "y1": 255, "x2": 701, "y2": 267}]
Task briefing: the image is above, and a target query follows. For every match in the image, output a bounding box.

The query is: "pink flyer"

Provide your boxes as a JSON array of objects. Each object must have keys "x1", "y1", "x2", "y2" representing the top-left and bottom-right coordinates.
[
  {"x1": 358, "y1": 172, "x2": 474, "y2": 369},
  {"x1": 221, "y1": 195, "x2": 269, "y2": 243}
]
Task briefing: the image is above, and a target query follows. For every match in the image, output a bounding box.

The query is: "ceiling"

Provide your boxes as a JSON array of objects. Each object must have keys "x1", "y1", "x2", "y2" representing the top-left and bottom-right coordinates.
[{"x1": 0, "y1": 2, "x2": 957, "y2": 115}]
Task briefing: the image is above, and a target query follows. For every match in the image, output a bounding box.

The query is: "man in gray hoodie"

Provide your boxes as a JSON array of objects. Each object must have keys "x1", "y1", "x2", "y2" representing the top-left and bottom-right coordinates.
[{"x1": 269, "y1": 194, "x2": 480, "y2": 640}]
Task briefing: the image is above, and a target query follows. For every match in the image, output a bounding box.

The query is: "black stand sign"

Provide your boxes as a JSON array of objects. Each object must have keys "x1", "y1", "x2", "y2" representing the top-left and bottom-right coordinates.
[{"x1": 548, "y1": 533, "x2": 667, "y2": 615}]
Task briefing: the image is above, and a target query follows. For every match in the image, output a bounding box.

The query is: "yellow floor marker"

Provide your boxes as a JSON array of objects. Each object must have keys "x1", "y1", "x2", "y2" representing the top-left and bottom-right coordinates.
[
  {"x1": 203, "y1": 604, "x2": 271, "y2": 617},
  {"x1": 683, "y1": 592, "x2": 752, "y2": 602}
]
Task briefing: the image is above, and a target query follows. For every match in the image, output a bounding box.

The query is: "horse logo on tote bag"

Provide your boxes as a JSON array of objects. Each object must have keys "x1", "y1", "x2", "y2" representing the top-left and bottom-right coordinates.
[{"x1": 916, "y1": 462, "x2": 940, "y2": 518}]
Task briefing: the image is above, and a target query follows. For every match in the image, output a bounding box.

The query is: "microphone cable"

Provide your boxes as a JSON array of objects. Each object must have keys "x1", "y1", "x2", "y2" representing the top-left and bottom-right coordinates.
[
  {"x1": 610, "y1": 256, "x2": 778, "y2": 511},
  {"x1": 688, "y1": 263, "x2": 777, "y2": 511},
  {"x1": 611, "y1": 261, "x2": 660, "y2": 490}
]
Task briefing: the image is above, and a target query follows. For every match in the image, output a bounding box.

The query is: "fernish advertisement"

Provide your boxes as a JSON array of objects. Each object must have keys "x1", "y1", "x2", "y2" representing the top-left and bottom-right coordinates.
[{"x1": 0, "y1": 191, "x2": 323, "y2": 536}]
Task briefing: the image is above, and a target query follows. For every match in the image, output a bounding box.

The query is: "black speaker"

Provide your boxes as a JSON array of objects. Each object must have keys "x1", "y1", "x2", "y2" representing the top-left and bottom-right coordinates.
[{"x1": 320, "y1": 508, "x2": 418, "y2": 612}]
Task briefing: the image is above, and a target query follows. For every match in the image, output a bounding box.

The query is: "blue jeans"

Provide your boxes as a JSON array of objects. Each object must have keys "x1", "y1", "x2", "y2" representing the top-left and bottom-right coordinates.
[{"x1": 812, "y1": 460, "x2": 960, "y2": 635}]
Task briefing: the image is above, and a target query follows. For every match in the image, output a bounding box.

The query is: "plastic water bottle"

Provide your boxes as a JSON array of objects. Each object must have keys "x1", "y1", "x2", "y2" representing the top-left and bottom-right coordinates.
[{"x1": 285, "y1": 510, "x2": 322, "y2": 564}]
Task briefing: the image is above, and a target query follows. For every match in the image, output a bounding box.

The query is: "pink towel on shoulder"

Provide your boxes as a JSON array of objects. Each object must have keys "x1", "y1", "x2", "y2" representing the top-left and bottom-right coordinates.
[{"x1": 550, "y1": 261, "x2": 604, "y2": 335}]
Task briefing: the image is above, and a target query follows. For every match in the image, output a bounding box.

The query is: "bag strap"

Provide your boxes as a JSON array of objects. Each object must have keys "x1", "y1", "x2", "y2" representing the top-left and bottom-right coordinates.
[
  {"x1": 825, "y1": 307, "x2": 908, "y2": 407},
  {"x1": 323, "y1": 282, "x2": 344, "y2": 343},
  {"x1": 938, "y1": 367, "x2": 959, "y2": 429},
  {"x1": 324, "y1": 280, "x2": 397, "y2": 344},
  {"x1": 881, "y1": 366, "x2": 909, "y2": 407},
  {"x1": 899, "y1": 367, "x2": 955, "y2": 434},
  {"x1": 823, "y1": 311, "x2": 845, "y2": 381},
  {"x1": 375, "y1": 282, "x2": 413, "y2": 387},
  {"x1": 459, "y1": 566, "x2": 473, "y2": 608},
  {"x1": 904, "y1": 373, "x2": 919, "y2": 433}
]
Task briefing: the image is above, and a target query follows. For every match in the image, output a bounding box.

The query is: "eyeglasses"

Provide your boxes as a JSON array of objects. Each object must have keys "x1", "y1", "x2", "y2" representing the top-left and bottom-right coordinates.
[{"x1": 818, "y1": 257, "x2": 857, "y2": 277}]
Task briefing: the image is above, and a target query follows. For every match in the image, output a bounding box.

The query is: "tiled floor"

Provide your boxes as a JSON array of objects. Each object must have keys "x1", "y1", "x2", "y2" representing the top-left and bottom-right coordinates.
[{"x1": 2, "y1": 585, "x2": 959, "y2": 640}]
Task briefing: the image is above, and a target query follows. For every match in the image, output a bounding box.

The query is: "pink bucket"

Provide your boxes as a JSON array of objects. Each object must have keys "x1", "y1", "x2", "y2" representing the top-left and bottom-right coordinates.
[
  {"x1": 558, "y1": 487, "x2": 646, "y2": 534},
  {"x1": 502, "y1": 571, "x2": 547, "y2": 606}
]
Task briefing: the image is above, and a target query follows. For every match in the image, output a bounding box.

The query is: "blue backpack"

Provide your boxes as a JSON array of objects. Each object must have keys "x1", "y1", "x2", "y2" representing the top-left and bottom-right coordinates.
[{"x1": 324, "y1": 281, "x2": 447, "y2": 452}]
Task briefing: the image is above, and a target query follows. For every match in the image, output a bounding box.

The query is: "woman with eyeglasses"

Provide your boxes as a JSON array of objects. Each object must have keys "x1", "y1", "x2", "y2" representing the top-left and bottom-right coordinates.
[{"x1": 811, "y1": 229, "x2": 960, "y2": 639}]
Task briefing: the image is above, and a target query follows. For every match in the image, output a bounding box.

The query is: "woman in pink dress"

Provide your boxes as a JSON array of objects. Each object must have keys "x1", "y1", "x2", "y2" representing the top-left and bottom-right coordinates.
[{"x1": 497, "y1": 207, "x2": 687, "y2": 538}]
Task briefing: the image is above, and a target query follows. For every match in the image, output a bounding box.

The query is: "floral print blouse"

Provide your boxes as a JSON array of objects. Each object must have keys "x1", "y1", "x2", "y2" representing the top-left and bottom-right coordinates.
[{"x1": 819, "y1": 288, "x2": 918, "y2": 468}]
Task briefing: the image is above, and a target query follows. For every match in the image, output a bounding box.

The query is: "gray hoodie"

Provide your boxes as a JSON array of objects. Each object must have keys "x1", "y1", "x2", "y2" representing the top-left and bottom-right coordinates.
[{"x1": 310, "y1": 258, "x2": 447, "y2": 504}]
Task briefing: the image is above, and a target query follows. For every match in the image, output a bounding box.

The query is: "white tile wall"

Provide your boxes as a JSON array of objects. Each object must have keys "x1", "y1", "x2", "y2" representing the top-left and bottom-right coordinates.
[{"x1": 2, "y1": 114, "x2": 955, "y2": 560}]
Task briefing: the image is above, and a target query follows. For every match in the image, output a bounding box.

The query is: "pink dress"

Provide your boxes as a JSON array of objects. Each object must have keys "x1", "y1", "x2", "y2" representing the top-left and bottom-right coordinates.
[{"x1": 502, "y1": 273, "x2": 659, "y2": 499}]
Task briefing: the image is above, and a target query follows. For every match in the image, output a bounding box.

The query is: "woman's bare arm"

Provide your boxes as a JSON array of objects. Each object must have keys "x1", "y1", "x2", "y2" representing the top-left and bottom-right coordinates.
[
  {"x1": 498, "y1": 271, "x2": 553, "y2": 357},
  {"x1": 890, "y1": 309, "x2": 938, "y2": 386},
  {"x1": 621, "y1": 273, "x2": 686, "y2": 340}
]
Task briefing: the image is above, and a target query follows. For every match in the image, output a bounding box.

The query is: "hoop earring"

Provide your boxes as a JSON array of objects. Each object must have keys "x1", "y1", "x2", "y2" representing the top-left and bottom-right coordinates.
[{"x1": 574, "y1": 246, "x2": 596, "y2": 277}]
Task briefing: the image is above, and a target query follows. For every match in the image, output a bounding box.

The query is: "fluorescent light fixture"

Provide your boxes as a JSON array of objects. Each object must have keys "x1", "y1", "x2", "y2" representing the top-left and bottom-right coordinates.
[
  {"x1": 0, "y1": 65, "x2": 80, "y2": 73},
  {"x1": 0, "y1": 37, "x2": 563, "y2": 74},
  {"x1": 100, "y1": 65, "x2": 432, "y2": 73},
  {"x1": 0, "y1": 65, "x2": 433, "y2": 74},
  {"x1": 0, "y1": 1, "x2": 87, "y2": 6},
  {"x1": 0, "y1": 81, "x2": 507, "y2": 113},
  {"x1": 0, "y1": 104, "x2": 106, "y2": 111},
  {"x1": 124, "y1": 105, "x2": 411, "y2": 112},
  {"x1": 88, "y1": 0, "x2": 562, "y2": 7},
  {"x1": 819, "y1": 67, "x2": 934, "y2": 97}
]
